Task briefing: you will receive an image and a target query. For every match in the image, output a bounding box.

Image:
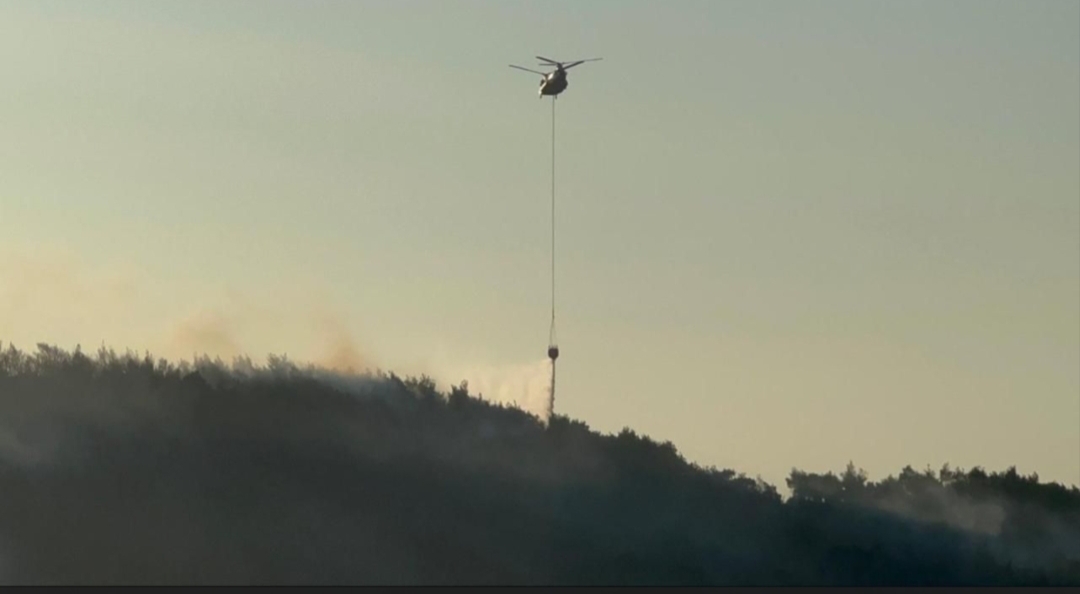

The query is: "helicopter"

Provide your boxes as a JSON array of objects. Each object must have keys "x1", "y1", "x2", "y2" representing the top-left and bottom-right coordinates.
[{"x1": 509, "y1": 56, "x2": 602, "y2": 98}]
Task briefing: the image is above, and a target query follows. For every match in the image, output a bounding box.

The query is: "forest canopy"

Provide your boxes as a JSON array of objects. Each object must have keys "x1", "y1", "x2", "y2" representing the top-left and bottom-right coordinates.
[{"x1": 0, "y1": 342, "x2": 1077, "y2": 585}]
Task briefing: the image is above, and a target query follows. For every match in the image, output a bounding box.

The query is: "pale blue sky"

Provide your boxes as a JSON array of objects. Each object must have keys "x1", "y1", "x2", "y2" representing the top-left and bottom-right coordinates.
[{"x1": 1, "y1": 0, "x2": 1078, "y2": 489}]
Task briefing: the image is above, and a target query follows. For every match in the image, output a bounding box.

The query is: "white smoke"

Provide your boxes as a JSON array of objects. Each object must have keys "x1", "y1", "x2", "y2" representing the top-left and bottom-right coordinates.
[
  {"x1": 0, "y1": 428, "x2": 56, "y2": 468},
  {"x1": 431, "y1": 358, "x2": 554, "y2": 424}
]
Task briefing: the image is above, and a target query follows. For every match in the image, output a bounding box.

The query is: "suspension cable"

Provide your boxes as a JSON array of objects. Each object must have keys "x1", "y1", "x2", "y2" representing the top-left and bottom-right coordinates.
[
  {"x1": 550, "y1": 96, "x2": 556, "y2": 341},
  {"x1": 546, "y1": 95, "x2": 559, "y2": 423}
]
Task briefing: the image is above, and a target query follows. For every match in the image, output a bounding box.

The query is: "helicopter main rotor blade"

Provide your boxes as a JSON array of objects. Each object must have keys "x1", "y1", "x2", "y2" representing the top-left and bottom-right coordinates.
[
  {"x1": 509, "y1": 64, "x2": 548, "y2": 76},
  {"x1": 563, "y1": 58, "x2": 602, "y2": 70},
  {"x1": 536, "y1": 56, "x2": 561, "y2": 65}
]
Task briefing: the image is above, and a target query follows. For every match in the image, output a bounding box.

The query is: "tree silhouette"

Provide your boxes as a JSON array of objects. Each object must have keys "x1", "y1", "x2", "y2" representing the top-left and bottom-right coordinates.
[{"x1": 0, "y1": 342, "x2": 1076, "y2": 585}]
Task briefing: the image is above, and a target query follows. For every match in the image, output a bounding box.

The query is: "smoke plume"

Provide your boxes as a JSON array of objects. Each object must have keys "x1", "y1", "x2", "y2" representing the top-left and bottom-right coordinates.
[{"x1": 430, "y1": 358, "x2": 553, "y2": 423}]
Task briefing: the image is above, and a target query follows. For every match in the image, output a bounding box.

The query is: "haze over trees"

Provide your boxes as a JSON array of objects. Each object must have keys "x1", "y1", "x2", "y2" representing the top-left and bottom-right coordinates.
[{"x1": 0, "y1": 342, "x2": 1077, "y2": 585}]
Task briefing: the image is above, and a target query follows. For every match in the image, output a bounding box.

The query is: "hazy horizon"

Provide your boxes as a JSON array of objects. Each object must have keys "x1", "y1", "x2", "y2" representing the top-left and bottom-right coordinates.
[{"x1": 1, "y1": 0, "x2": 1078, "y2": 490}]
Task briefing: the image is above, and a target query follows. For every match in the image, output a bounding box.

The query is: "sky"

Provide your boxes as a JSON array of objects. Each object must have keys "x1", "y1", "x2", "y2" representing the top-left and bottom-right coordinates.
[{"x1": 1, "y1": 0, "x2": 1078, "y2": 490}]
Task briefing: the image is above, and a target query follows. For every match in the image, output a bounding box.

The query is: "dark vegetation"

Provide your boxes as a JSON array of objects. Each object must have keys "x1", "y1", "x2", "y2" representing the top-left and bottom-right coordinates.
[{"x1": 0, "y1": 342, "x2": 1077, "y2": 585}]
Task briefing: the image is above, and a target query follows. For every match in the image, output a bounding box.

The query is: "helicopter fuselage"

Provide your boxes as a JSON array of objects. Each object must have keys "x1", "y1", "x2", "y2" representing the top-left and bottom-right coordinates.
[
  {"x1": 539, "y1": 70, "x2": 568, "y2": 97},
  {"x1": 511, "y1": 56, "x2": 599, "y2": 98}
]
